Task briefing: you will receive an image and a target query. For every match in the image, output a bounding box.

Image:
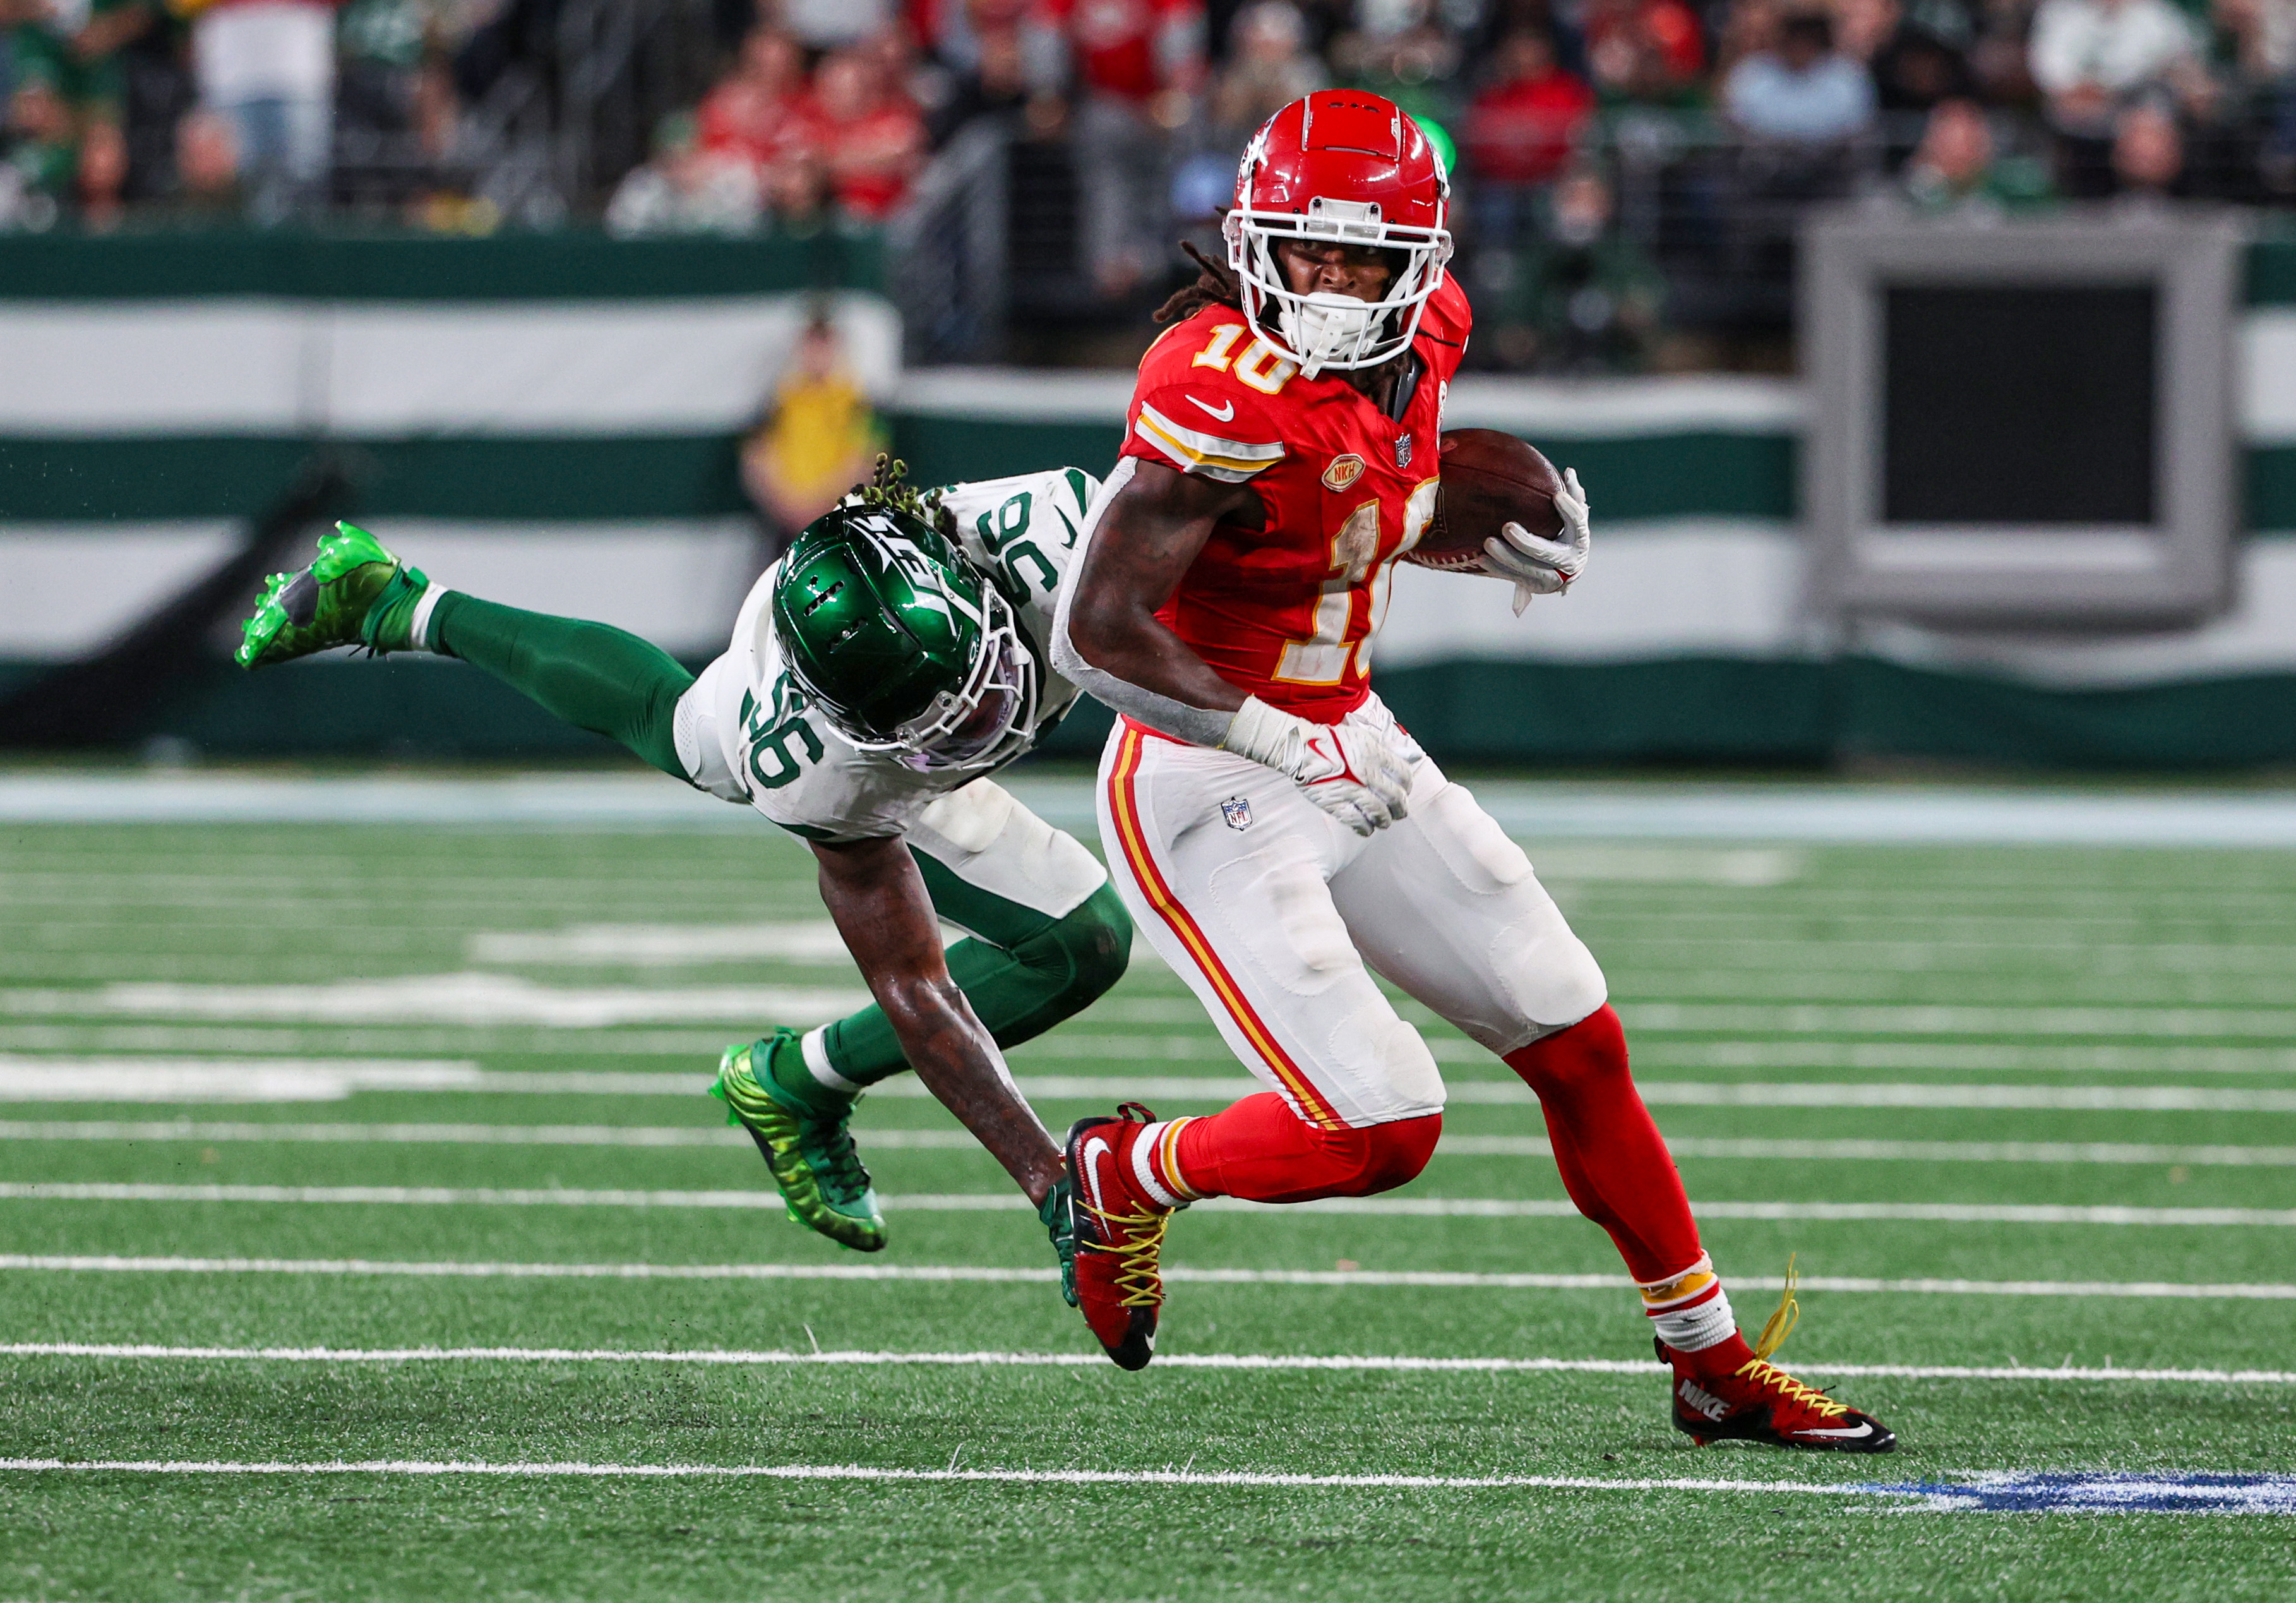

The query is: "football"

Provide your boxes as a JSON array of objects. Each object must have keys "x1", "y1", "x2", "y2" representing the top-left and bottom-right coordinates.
[{"x1": 1407, "y1": 428, "x2": 1566, "y2": 572}]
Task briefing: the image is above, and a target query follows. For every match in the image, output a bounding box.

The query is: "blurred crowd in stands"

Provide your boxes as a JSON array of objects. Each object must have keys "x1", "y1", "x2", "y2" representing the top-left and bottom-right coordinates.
[{"x1": 7, "y1": 0, "x2": 2296, "y2": 366}]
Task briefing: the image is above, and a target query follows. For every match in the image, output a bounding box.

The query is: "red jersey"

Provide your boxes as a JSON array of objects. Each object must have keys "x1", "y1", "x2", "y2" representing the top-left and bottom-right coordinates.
[
  {"x1": 1117, "y1": 275, "x2": 1472, "y2": 725},
  {"x1": 1465, "y1": 68, "x2": 1597, "y2": 186},
  {"x1": 1042, "y1": 0, "x2": 1204, "y2": 102}
]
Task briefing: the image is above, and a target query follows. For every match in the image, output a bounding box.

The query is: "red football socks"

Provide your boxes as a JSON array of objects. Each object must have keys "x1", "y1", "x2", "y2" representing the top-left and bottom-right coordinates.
[
  {"x1": 1503, "y1": 1004, "x2": 1703, "y2": 1285},
  {"x1": 1147, "y1": 1093, "x2": 1441, "y2": 1204}
]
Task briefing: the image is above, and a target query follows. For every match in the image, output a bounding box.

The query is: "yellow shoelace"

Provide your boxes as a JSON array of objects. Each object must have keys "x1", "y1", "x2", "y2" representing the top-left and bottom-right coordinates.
[
  {"x1": 1737, "y1": 1254, "x2": 1848, "y2": 1418},
  {"x1": 1752, "y1": 1253, "x2": 1802, "y2": 1360},
  {"x1": 1081, "y1": 1201, "x2": 1172, "y2": 1309}
]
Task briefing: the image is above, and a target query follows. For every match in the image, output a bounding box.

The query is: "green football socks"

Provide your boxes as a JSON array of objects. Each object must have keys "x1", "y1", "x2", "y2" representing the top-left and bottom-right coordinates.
[{"x1": 425, "y1": 591, "x2": 693, "y2": 779}]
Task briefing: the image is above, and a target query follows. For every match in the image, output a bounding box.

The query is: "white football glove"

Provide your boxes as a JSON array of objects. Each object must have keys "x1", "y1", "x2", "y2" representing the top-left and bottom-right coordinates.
[
  {"x1": 1481, "y1": 467, "x2": 1591, "y2": 615},
  {"x1": 1221, "y1": 695, "x2": 1416, "y2": 836}
]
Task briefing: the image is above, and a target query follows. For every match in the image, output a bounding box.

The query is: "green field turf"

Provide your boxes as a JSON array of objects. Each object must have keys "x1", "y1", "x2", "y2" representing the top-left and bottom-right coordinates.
[{"x1": 3, "y1": 798, "x2": 2295, "y2": 1600}]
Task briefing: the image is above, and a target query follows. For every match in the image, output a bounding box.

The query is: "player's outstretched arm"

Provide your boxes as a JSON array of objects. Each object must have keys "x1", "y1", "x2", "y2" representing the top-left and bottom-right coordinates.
[
  {"x1": 1056, "y1": 460, "x2": 1413, "y2": 835},
  {"x1": 810, "y1": 834, "x2": 1065, "y2": 1205}
]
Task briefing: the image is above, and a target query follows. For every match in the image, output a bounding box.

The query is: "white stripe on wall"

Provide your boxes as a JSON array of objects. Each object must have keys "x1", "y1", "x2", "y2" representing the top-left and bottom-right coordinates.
[
  {"x1": 1377, "y1": 520, "x2": 1808, "y2": 669},
  {"x1": 0, "y1": 296, "x2": 899, "y2": 438},
  {"x1": 374, "y1": 522, "x2": 764, "y2": 656},
  {"x1": 2243, "y1": 309, "x2": 2296, "y2": 443},
  {"x1": 894, "y1": 369, "x2": 1810, "y2": 435},
  {"x1": 324, "y1": 296, "x2": 900, "y2": 432},
  {"x1": 0, "y1": 525, "x2": 241, "y2": 657},
  {"x1": 0, "y1": 303, "x2": 311, "y2": 433},
  {"x1": 0, "y1": 522, "x2": 762, "y2": 659}
]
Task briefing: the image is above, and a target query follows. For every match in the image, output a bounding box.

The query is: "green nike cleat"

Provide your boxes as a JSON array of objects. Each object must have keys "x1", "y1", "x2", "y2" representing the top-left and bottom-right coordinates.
[
  {"x1": 1040, "y1": 1174, "x2": 1079, "y2": 1308},
  {"x1": 712, "y1": 1031, "x2": 886, "y2": 1253},
  {"x1": 237, "y1": 522, "x2": 428, "y2": 669}
]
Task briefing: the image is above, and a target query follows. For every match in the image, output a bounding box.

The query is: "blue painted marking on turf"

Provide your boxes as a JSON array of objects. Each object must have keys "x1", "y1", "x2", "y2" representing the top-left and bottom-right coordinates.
[{"x1": 1858, "y1": 1472, "x2": 2296, "y2": 1513}]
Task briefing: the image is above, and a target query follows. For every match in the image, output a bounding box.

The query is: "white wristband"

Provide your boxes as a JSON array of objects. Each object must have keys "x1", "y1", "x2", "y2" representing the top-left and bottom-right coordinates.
[{"x1": 1217, "y1": 695, "x2": 1312, "y2": 777}]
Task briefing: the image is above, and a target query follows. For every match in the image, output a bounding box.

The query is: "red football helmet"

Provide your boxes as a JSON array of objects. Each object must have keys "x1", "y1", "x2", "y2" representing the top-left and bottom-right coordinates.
[{"x1": 1224, "y1": 90, "x2": 1453, "y2": 377}]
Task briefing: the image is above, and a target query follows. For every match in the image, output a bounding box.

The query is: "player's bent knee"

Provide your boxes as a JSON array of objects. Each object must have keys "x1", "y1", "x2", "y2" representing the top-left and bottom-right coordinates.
[
  {"x1": 1037, "y1": 882, "x2": 1132, "y2": 1006},
  {"x1": 1506, "y1": 1004, "x2": 1630, "y2": 1097},
  {"x1": 1326, "y1": 1004, "x2": 1445, "y2": 1122},
  {"x1": 1494, "y1": 919, "x2": 1609, "y2": 1036},
  {"x1": 1311, "y1": 1112, "x2": 1442, "y2": 1196}
]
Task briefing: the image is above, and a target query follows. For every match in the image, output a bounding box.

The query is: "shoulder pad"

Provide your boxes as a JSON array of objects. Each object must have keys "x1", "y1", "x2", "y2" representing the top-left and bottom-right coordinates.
[{"x1": 1417, "y1": 275, "x2": 1473, "y2": 371}]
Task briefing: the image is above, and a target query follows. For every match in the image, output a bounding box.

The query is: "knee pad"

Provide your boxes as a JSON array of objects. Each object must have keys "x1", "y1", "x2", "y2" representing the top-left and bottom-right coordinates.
[
  {"x1": 1490, "y1": 917, "x2": 1608, "y2": 1037},
  {"x1": 1325, "y1": 1002, "x2": 1445, "y2": 1121}
]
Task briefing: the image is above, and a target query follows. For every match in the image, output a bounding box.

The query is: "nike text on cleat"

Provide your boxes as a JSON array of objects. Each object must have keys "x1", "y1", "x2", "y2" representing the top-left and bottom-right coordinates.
[
  {"x1": 1064, "y1": 1103, "x2": 1171, "y2": 1370},
  {"x1": 711, "y1": 1031, "x2": 885, "y2": 1252},
  {"x1": 237, "y1": 522, "x2": 429, "y2": 669},
  {"x1": 1659, "y1": 1337, "x2": 1898, "y2": 1454}
]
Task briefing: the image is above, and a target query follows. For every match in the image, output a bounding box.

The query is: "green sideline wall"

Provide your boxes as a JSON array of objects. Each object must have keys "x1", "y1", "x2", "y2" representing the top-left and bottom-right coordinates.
[{"x1": 8, "y1": 231, "x2": 2296, "y2": 769}]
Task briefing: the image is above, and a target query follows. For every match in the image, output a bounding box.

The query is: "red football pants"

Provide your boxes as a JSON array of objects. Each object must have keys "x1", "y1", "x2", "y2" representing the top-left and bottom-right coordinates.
[{"x1": 1504, "y1": 1004, "x2": 1701, "y2": 1283}]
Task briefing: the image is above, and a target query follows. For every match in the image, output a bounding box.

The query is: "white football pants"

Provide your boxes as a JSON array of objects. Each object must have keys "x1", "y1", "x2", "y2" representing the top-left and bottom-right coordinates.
[{"x1": 1097, "y1": 699, "x2": 1609, "y2": 1129}]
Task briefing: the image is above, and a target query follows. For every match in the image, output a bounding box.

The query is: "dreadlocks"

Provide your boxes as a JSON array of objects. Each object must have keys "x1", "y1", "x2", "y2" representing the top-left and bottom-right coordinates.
[
  {"x1": 850, "y1": 453, "x2": 955, "y2": 539},
  {"x1": 1152, "y1": 240, "x2": 1244, "y2": 327}
]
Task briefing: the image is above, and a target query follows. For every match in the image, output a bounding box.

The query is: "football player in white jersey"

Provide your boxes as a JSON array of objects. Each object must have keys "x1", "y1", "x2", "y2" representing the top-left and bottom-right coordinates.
[{"x1": 239, "y1": 460, "x2": 1127, "y2": 1285}]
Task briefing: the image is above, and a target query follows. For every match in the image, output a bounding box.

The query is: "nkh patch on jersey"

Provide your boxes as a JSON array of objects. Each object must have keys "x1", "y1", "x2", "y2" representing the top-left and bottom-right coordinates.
[{"x1": 1119, "y1": 276, "x2": 1472, "y2": 726}]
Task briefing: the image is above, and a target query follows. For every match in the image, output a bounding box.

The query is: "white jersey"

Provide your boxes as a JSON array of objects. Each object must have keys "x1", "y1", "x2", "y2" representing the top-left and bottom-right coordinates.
[{"x1": 679, "y1": 467, "x2": 1099, "y2": 843}]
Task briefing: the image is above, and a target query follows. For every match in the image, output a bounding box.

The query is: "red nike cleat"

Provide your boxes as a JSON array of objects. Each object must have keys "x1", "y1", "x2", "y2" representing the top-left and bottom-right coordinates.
[
  {"x1": 1659, "y1": 1263, "x2": 1896, "y2": 1452},
  {"x1": 1065, "y1": 1103, "x2": 1173, "y2": 1371}
]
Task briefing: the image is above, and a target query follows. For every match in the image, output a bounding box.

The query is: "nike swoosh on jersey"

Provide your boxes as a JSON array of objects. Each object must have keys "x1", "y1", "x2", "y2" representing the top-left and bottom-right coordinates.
[
  {"x1": 1188, "y1": 395, "x2": 1237, "y2": 422},
  {"x1": 1082, "y1": 1135, "x2": 1115, "y2": 1216}
]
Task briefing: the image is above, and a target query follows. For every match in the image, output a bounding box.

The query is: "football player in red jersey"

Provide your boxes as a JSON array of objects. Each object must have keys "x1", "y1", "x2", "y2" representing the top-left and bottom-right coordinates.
[{"x1": 1049, "y1": 90, "x2": 1895, "y2": 1452}]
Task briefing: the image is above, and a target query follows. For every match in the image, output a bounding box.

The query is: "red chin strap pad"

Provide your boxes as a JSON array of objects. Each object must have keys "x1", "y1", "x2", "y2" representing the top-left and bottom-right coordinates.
[{"x1": 1174, "y1": 1092, "x2": 1440, "y2": 1203}]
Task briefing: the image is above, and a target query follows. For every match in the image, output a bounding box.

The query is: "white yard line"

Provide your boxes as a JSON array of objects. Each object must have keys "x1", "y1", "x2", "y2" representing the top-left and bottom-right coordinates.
[
  {"x1": 14, "y1": 771, "x2": 2296, "y2": 846},
  {"x1": 18, "y1": 989, "x2": 2296, "y2": 1040},
  {"x1": 8, "y1": 1060, "x2": 2294, "y2": 1113},
  {"x1": 465, "y1": 922, "x2": 853, "y2": 966},
  {"x1": 6, "y1": 1122, "x2": 2291, "y2": 1167},
  {"x1": 2, "y1": 1182, "x2": 2291, "y2": 1226},
  {"x1": 0, "y1": 976, "x2": 870, "y2": 1029},
  {"x1": 0, "y1": 1059, "x2": 486, "y2": 1103},
  {"x1": 3, "y1": 1342, "x2": 2289, "y2": 1386},
  {"x1": 1453, "y1": 1136, "x2": 2296, "y2": 1166},
  {"x1": 1639, "y1": 1041, "x2": 2296, "y2": 1076},
  {"x1": 0, "y1": 1454, "x2": 1901, "y2": 1496},
  {"x1": 11, "y1": 1028, "x2": 2296, "y2": 1076},
  {"x1": 1620, "y1": 1002, "x2": 2296, "y2": 1039},
  {"x1": 0, "y1": 1120, "x2": 957, "y2": 1150},
  {"x1": 6, "y1": 1254, "x2": 2291, "y2": 1300}
]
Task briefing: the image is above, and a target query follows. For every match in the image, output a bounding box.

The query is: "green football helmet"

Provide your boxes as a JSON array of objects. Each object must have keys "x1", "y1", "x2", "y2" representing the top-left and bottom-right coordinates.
[{"x1": 770, "y1": 460, "x2": 1039, "y2": 771}]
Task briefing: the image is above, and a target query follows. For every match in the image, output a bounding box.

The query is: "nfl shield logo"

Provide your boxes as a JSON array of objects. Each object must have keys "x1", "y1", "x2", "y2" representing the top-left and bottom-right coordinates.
[
  {"x1": 1393, "y1": 434, "x2": 1413, "y2": 469},
  {"x1": 1219, "y1": 795, "x2": 1253, "y2": 831}
]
